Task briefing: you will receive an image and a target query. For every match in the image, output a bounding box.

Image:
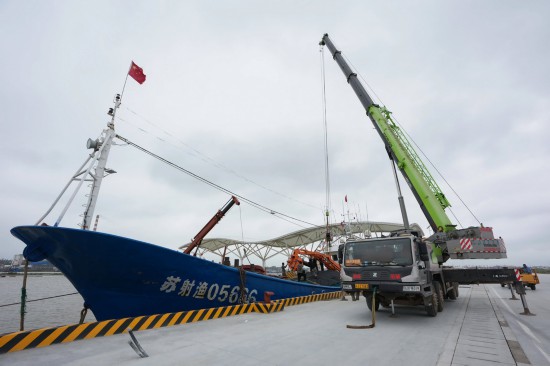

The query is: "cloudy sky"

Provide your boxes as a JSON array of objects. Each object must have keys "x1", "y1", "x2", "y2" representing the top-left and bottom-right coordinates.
[{"x1": 1, "y1": 1, "x2": 549, "y2": 267}]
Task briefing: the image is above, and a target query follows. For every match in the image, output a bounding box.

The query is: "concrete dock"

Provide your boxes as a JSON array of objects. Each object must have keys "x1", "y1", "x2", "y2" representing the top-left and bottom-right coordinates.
[{"x1": 2, "y1": 282, "x2": 548, "y2": 366}]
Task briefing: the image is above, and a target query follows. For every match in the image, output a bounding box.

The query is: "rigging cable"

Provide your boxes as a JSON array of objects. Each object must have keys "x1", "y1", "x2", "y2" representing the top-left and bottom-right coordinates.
[
  {"x1": 343, "y1": 55, "x2": 481, "y2": 227},
  {"x1": 116, "y1": 107, "x2": 319, "y2": 210},
  {"x1": 239, "y1": 204, "x2": 246, "y2": 244},
  {"x1": 115, "y1": 134, "x2": 319, "y2": 229}
]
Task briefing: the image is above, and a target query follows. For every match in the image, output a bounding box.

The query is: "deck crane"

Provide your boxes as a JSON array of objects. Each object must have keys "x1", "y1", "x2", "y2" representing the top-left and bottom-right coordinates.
[
  {"x1": 320, "y1": 34, "x2": 515, "y2": 317},
  {"x1": 287, "y1": 249, "x2": 341, "y2": 272},
  {"x1": 183, "y1": 196, "x2": 240, "y2": 255}
]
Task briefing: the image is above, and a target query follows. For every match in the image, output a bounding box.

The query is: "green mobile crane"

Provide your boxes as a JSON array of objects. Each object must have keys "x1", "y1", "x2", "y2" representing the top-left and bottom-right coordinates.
[{"x1": 320, "y1": 34, "x2": 513, "y2": 316}]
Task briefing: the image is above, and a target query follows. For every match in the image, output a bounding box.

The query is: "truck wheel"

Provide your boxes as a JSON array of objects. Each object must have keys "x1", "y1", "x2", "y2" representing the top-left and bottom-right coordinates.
[
  {"x1": 434, "y1": 282, "x2": 444, "y2": 312},
  {"x1": 425, "y1": 287, "x2": 438, "y2": 317},
  {"x1": 366, "y1": 294, "x2": 380, "y2": 311},
  {"x1": 530, "y1": 285, "x2": 536, "y2": 290}
]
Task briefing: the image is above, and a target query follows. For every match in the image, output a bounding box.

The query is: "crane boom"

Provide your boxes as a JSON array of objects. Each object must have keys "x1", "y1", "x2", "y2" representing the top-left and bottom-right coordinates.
[
  {"x1": 184, "y1": 196, "x2": 240, "y2": 255},
  {"x1": 320, "y1": 34, "x2": 453, "y2": 233},
  {"x1": 320, "y1": 34, "x2": 507, "y2": 260}
]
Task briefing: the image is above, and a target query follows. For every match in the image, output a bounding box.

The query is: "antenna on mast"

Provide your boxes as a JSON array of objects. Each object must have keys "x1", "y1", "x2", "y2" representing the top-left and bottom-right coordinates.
[{"x1": 107, "y1": 94, "x2": 121, "y2": 129}]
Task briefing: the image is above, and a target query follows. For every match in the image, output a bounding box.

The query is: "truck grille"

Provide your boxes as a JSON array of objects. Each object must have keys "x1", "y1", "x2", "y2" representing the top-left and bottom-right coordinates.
[{"x1": 360, "y1": 270, "x2": 390, "y2": 280}]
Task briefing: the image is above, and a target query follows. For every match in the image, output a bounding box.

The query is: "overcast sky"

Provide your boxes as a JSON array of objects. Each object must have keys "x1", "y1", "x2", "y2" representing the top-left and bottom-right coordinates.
[{"x1": 1, "y1": 1, "x2": 549, "y2": 267}]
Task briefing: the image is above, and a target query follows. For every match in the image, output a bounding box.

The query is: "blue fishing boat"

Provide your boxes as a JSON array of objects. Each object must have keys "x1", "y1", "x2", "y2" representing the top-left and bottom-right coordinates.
[
  {"x1": 11, "y1": 89, "x2": 339, "y2": 322},
  {"x1": 12, "y1": 225, "x2": 338, "y2": 321}
]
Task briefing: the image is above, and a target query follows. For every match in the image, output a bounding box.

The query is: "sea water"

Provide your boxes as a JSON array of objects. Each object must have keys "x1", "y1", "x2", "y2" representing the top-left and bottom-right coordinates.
[{"x1": 0, "y1": 275, "x2": 96, "y2": 334}]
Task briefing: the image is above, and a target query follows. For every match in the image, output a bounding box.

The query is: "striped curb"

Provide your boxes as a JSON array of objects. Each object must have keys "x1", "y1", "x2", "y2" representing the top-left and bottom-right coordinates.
[
  {"x1": 0, "y1": 291, "x2": 340, "y2": 354},
  {"x1": 0, "y1": 302, "x2": 276, "y2": 354},
  {"x1": 275, "y1": 290, "x2": 342, "y2": 307}
]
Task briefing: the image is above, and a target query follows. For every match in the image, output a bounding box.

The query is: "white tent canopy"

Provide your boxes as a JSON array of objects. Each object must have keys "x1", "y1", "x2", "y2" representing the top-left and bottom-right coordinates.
[{"x1": 179, "y1": 221, "x2": 424, "y2": 267}]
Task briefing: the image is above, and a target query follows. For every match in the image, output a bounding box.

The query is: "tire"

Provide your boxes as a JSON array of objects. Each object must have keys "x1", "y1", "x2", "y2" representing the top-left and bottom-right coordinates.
[
  {"x1": 434, "y1": 281, "x2": 444, "y2": 312},
  {"x1": 530, "y1": 285, "x2": 536, "y2": 290},
  {"x1": 425, "y1": 286, "x2": 438, "y2": 317},
  {"x1": 500, "y1": 283, "x2": 506, "y2": 288},
  {"x1": 366, "y1": 294, "x2": 380, "y2": 312}
]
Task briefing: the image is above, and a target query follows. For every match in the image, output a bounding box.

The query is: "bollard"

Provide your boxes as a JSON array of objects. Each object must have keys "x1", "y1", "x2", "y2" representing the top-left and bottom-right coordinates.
[{"x1": 263, "y1": 291, "x2": 274, "y2": 304}]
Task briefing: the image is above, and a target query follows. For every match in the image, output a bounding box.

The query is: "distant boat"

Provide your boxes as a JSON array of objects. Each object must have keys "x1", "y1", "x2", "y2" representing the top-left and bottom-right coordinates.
[{"x1": 11, "y1": 91, "x2": 339, "y2": 322}]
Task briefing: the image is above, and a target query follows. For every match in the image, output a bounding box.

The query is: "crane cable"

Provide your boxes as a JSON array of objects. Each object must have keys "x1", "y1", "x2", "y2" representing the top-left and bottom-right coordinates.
[
  {"x1": 115, "y1": 134, "x2": 319, "y2": 229},
  {"x1": 320, "y1": 44, "x2": 335, "y2": 251},
  {"x1": 320, "y1": 45, "x2": 331, "y2": 218}
]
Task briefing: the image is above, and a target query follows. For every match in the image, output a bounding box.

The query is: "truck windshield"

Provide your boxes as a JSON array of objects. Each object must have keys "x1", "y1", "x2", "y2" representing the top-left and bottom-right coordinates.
[{"x1": 344, "y1": 237, "x2": 413, "y2": 266}]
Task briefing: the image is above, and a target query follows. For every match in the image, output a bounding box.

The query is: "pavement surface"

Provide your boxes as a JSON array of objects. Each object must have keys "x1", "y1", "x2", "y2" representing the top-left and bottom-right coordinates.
[{"x1": 2, "y1": 279, "x2": 548, "y2": 366}]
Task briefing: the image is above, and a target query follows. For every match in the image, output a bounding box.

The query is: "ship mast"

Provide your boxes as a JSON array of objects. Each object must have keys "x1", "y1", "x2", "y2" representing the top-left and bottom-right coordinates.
[
  {"x1": 40, "y1": 63, "x2": 144, "y2": 229},
  {"x1": 80, "y1": 94, "x2": 119, "y2": 229}
]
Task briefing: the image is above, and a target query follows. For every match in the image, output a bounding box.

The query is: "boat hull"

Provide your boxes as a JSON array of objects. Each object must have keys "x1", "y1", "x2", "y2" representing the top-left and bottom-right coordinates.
[{"x1": 11, "y1": 226, "x2": 339, "y2": 321}]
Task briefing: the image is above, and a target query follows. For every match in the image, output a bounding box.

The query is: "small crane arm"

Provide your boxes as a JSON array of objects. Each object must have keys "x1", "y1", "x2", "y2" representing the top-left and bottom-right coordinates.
[
  {"x1": 287, "y1": 249, "x2": 341, "y2": 272},
  {"x1": 184, "y1": 196, "x2": 240, "y2": 255}
]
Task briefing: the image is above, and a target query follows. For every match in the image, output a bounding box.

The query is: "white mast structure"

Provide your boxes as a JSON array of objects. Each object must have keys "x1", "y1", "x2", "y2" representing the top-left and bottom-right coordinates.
[
  {"x1": 36, "y1": 94, "x2": 120, "y2": 229},
  {"x1": 79, "y1": 96, "x2": 118, "y2": 230},
  {"x1": 35, "y1": 62, "x2": 143, "y2": 229}
]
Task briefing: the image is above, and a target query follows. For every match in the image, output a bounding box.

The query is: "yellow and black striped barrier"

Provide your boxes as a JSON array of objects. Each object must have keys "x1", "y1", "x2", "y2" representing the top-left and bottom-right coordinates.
[
  {"x1": 0, "y1": 291, "x2": 340, "y2": 354},
  {"x1": 277, "y1": 290, "x2": 342, "y2": 307}
]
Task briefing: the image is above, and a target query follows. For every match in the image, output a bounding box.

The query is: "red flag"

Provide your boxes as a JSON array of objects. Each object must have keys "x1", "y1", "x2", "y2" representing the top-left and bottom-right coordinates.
[
  {"x1": 128, "y1": 61, "x2": 146, "y2": 84},
  {"x1": 345, "y1": 195, "x2": 348, "y2": 203}
]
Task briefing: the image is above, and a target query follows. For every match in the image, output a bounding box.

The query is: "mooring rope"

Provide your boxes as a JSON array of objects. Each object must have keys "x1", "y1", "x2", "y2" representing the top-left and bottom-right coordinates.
[
  {"x1": 1, "y1": 292, "x2": 78, "y2": 308},
  {"x1": 79, "y1": 305, "x2": 89, "y2": 324},
  {"x1": 238, "y1": 267, "x2": 247, "y2": 304}
]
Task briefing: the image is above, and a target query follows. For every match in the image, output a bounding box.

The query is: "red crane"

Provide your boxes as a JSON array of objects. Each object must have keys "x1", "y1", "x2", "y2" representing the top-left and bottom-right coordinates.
[{"x1": 184, "y1": 196, "x2": 240, "y2": 255}]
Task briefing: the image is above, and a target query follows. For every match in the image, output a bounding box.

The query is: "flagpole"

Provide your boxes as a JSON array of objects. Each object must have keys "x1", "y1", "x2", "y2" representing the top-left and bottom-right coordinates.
[
  {"x1": 114, "y1": 61, "x2": 144, "y2": 128},
  {"x1": 120, "y1": 62, "x2": 132, "y2": 102},
  {"x1": 109, "y1": 62, "x2": 132, "y2": 128}
]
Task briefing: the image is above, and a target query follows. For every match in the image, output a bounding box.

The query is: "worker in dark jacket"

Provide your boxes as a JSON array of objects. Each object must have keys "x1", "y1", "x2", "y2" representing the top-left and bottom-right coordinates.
[
  {"x1": 297, "y1": 262, "x2": 306, "y2": 282},
  {"x1": 310, "y1": 258, "x2": 318, "y2": 277}
]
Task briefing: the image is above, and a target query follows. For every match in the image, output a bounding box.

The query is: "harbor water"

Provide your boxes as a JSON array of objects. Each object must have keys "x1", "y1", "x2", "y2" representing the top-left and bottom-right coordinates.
[{"x1": 0, "y1": 274, "x2": 96, "y2": 334}]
